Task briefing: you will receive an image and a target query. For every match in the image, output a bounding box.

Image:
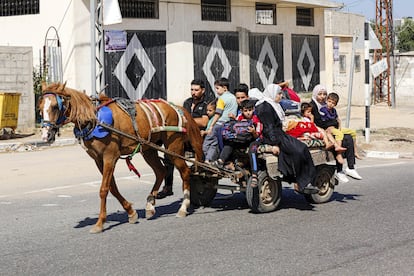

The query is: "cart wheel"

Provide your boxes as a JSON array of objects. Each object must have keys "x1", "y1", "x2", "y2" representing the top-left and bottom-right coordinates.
[
  {"x1": 246, "y1": 170, "x2": 282, "y2": 213},
  {"x1": 190, "y1": 174, "x2": 218, "y2": 207},
  {"x1": 305, "y1": 165, "x2": 336, "y2": 204}
]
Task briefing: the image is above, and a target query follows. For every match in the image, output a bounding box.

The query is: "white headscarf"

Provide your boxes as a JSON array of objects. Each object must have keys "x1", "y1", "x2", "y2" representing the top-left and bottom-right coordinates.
[
  {"x1": 312, "y1": 84, "x2": 327, "y2": 115},
  {"x1": 249, "y1": 85, "x2": 285, "y2": 122}
]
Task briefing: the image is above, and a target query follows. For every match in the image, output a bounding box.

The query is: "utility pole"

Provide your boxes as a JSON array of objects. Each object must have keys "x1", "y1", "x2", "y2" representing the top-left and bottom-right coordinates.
[
  {"x1": 90, "y1": 0, "x2": 105, "y2": 99},
  {"x1": 374, "y1": 0, "x2": 394, "y2": 106}
]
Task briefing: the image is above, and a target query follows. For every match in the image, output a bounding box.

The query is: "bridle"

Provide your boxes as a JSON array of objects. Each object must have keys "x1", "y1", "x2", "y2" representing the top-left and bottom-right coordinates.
[{"x1": 41, "y1": 92, "x2": 68, "y2": 131}]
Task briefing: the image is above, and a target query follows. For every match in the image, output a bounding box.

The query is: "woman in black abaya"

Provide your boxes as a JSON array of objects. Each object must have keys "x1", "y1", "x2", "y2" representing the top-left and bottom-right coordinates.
[{"x1": 248, "y1": 86, "x2": 318, "y2": 194}]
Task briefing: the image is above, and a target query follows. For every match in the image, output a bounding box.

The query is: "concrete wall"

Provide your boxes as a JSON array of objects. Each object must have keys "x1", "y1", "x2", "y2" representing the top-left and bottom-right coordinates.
[
  {"x1": 395, "y1": 53, "x2": 414, "y2": 106},
  {"x1": 0, "y1": 46, "x2": 34, "y2": 131}
]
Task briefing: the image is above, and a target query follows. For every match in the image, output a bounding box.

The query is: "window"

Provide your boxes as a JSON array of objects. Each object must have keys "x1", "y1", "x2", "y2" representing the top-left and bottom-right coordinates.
[
  {"x1": 339, "y1": 55, "x2": 346, "y2": 73},
  {"x1": 0, "y1": 0, "x2": 39, "y2": 16},
  {"x1": 354, "y1": 55, "x2": 361, "y2": 72},
  {"x1": 118, "y1": 0, "x2": 159, "y2": 19},
  {"x1": 201, "y1": 0, "x2": 231, "y2": 22},
  {"x1": 256, "y1": 3, "x2": 276, "y2": 25},
  {"x1": 296, "y1": 7, "x2": 313, "y2": 26}
]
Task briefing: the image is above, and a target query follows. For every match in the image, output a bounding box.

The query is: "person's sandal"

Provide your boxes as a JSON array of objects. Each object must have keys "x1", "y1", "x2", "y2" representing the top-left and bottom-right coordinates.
[{"x1": 156, "y1": 187, "x2": 174, "y2": 199}]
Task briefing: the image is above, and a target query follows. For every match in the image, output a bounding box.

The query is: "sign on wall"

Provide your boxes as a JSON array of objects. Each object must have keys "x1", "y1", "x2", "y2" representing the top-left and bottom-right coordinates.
[
  {"x1": 249, "y1": 33, "x2": 284, "y2": 91},
  {"x1": 291, "y1": 34, "x2": 320, "y2": 92},
  {"x1": 193, "y1": 31, "x2": 239, "y2": 99},
  {"x1": 104, "y1": 31, "x2": 166, "y2": 100}
]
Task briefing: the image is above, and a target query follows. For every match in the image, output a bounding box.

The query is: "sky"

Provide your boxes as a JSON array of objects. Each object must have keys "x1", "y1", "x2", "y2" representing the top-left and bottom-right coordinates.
[{"x1": 335, "y1": 0, "x2": 413, "y2": 21}]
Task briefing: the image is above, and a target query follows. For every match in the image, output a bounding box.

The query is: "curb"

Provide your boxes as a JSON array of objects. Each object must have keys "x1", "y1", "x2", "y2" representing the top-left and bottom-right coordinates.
[{"x1": 0, "y1": 138, "x2": 78, "y2": 153}]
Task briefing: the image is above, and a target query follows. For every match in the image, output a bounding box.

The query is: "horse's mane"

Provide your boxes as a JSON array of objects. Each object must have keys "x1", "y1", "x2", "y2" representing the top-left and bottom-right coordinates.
[{"x1": 43, "y1": 82, "x2": 96, "y2": 125}]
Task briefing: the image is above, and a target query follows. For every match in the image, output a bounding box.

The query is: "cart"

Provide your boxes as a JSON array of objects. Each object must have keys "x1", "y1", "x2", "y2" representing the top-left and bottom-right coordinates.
[
  {"x1": 100, "y1": 122, "x2": 338, "y2": 214},
  {"x1": 189, "y1": 146, "x2": 338, "y2": 213}
]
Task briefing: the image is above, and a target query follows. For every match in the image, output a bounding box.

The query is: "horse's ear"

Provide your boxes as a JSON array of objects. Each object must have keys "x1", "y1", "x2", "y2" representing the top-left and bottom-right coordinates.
[{"x1": 60, "y1": 81, "x2": 67, "y2": 91}]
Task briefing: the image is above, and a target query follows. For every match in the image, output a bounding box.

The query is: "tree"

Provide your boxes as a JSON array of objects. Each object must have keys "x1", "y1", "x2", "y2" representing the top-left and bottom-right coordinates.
[{"x1": 396, "y1": 18, "x2": 414, "y2": 53}]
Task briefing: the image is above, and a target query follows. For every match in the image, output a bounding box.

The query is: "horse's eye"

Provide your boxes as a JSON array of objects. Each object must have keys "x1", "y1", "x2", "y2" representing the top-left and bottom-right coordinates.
[{"x1": 52, "y1": 105, "x2": 60, "y2": 111}]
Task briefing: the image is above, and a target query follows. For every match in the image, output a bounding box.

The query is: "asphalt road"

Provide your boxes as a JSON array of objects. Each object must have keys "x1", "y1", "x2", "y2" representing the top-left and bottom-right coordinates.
[{"x1": 1, "y1": 145, "x2": 413, "y2": 275}]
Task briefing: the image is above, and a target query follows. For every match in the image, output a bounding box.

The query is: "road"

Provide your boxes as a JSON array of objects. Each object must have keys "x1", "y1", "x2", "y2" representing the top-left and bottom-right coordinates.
[{"x1": 1, "y1": 145, "x2": 414, "y2": 275}]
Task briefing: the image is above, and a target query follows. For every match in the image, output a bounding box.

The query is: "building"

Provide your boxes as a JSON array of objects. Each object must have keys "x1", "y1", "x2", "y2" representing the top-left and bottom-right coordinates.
[{"x1": 1, "y1": 0, "x2": 347, "y2": 130}]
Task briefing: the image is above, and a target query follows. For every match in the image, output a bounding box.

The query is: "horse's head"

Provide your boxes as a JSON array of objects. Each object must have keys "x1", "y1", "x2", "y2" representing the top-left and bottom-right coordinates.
[{"x1": 39, "y1": 82, "x2": 68, "y2": 143}]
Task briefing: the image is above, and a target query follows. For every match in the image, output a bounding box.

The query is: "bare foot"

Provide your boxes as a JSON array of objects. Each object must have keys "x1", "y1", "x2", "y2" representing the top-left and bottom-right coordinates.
[
  {"x1": 336, "y1": 153, "x2": 344, "y2": 164},
  {"x1": 355, "y1": 153, "x2": 363, "y2": 160}
]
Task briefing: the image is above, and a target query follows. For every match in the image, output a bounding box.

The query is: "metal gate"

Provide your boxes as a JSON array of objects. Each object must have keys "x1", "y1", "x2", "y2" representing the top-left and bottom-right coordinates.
[
  {"x1": 193, "y1": 31, "x2": 239, "y2": 99},
  {"x1": 249, "y1": 33, "x2": 284, "y2": 91},
  {"x1": 291, "y1": 34, "x2": 320, "y2": 92},
  {"x1": 104, "y1": 31, "x2": 166, "y2": 100}
]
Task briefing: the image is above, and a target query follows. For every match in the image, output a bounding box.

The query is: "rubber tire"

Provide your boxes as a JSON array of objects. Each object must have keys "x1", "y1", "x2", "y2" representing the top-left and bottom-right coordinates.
[
  {"x1": 246, "y1": 170, "x2": 282, "y2": 213},
  {"x1": 305, "y1": 165, "x2": 336, "y2": 204},
  {"x1": 190, "y1": 174, "x2": 218, "y2": 207}
]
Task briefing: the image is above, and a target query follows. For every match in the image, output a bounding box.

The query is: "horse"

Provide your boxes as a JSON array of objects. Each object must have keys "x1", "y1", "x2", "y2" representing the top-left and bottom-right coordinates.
[{"x1": 38, "y1": 82, "x2": 204, "y2": 233}]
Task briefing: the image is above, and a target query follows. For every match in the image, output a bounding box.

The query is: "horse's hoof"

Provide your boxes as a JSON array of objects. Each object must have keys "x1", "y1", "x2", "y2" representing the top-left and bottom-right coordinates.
[
  {"x1": 145, "y1": 207, "x2": 156, "y2": 219},
  {"x1": 89, "y1": 225, "x2": 103, "y2": 234},
  {"x1": 176, "y1": 209, "x2": 187, "y2": 218},
  {"x1": 128, "y1": 210, "x2": 138, "y2": 224}
]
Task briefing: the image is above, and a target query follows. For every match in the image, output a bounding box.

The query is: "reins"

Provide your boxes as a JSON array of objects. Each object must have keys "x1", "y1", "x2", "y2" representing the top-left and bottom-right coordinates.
[{"x1": 98, "y1": 122, "x2": 233, "y2": 178}]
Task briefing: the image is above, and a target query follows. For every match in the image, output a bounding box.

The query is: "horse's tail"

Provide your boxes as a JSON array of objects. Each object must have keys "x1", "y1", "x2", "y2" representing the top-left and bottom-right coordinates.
[{"x1": 182, "y1": 108, "x2": 203, "y2": 162}]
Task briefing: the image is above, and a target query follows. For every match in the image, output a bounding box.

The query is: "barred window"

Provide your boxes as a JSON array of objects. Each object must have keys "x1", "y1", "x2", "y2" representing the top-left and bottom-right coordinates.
[
  {"x1": 118, "y1": 0, "x2": 159, "y2": 19},
  {"x1": 354, "y1": 55, "x2": 361, "y2": 72},
  {"x1": 339, "y1": 55, "x2": 346, "y2": 73},
  {"x1": 201, "y1": 0, "x2": 231, "y2": 22},
  {"x1": 256, "y1": 3, "x2": 276, "y2": 25},
  {"x1": 296, "y1": 7, "x2": 313, "y2": 26},
  {"x1": 0, "y1": 0, "x2": 39, "y2": 16}
]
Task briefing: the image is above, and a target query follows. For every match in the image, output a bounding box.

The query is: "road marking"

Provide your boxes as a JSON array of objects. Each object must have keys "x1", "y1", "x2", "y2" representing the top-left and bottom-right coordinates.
[
  {"x1": 6, "y1": 173, "x2": 155, "y2": 198},
  {"x1": 1, "y1": 201, "x2": 12, "y2": 205},
  {"x1": 357, "y1": 161, "x2": 407, "y2": 169},
  {"x1": 42, "y1": 203, "x2": 59, "y2": 207},
  {"x1": 57, "y1": 195, "x2": 72, "y2": 198}
]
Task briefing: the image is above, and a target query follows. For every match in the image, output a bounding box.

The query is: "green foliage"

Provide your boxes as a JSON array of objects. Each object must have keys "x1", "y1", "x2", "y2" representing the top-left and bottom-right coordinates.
[
  {"x1": 396, "y1": 19, "x2": 414, "y2": 53},
  {"x1": 33, "y1": 67, "x2": 46, "y2": 95}
]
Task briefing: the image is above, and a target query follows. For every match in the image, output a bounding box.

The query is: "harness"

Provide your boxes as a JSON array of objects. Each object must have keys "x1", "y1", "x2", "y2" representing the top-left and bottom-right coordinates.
[{"x1": 41, "y1": 93, "x2": 68, "y2": 129}]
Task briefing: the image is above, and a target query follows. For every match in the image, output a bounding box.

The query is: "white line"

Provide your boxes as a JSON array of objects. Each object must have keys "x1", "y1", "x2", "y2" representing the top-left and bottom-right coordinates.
[
  {"x1": 357, "y1": 161, "x2": 407, "y2": 169},
  {"x1": 11, "y1": 173, "x2": 155, "y2": 197}
]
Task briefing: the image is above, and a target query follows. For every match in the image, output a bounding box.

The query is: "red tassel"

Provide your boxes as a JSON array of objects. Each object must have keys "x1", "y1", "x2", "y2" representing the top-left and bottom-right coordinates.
[{"x1": 126, "y1": 157, "x2": 141, "y2": 178}]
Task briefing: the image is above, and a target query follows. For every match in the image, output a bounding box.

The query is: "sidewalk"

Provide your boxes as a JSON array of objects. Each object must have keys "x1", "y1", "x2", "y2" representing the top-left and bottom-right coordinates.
[{"x1": 1, "y1": 103, "x2": 414, "y2": 158}]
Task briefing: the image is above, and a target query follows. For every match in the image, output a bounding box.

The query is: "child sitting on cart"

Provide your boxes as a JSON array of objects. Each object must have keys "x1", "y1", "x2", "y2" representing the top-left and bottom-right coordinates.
[{"x1": 213, "y1": 99, "x2": 262, "y2": 168}]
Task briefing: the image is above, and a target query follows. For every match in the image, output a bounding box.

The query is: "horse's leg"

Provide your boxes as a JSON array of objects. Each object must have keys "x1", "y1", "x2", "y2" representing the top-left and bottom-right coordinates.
[
  {"x1": 109, "y1": 179, "x2": 138, "y2": 224},
  {"x1": 170, "y1": 155, "x2": 192, "y2": 217},
  {"x1": 141, "y1": 148, "x2": 166, "y2": 219},
  {"x1": 89, "y1": 159, "x2": 112, "y2": 233},
  {"x1": 90, "y1": 157, "x2": 138, "y2": 233}
]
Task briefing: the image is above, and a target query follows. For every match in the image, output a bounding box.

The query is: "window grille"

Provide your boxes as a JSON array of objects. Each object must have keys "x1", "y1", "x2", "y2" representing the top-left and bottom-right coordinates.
[
  {"x1": 118, "y1": 0, "x2": 159, "y2": 19},
  {"x1": 0, "y1": 0, "x2": 39, "y2": 16},
  {"x1": 339, "y1": 55, "x2": 346, "y2": 73},
  {"x1": 255, "y1": 3, "x2": 276, "y2": 25},
  {"x1": 354, "y1": 55, "x2": 361, "y2": 72},
  {"x1": 296, "y1": 7, "x2": 313, "y2": 26},
  {"x1": 201, "y1": 0, "x2": 231, "y2": 22}
]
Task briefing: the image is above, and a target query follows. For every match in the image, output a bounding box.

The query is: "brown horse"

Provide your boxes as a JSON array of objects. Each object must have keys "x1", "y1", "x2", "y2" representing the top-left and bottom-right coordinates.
[{"x1": 39, "y1": 82, "x2": 203, "y2": 233}]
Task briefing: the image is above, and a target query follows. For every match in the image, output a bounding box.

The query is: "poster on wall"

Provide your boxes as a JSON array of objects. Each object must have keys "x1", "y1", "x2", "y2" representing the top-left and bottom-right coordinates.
[{"x1": 105, "y1": 30, "x2": 127, "y2": 52}]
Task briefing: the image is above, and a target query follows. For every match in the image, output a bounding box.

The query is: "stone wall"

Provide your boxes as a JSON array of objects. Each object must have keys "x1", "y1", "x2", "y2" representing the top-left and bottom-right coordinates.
[
  {"x1": 0, "y1": 46, "x2": 34, "y2": 132},
  {"x1": 395, "y1": 53, "x2": 414, "y2": 106}
]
